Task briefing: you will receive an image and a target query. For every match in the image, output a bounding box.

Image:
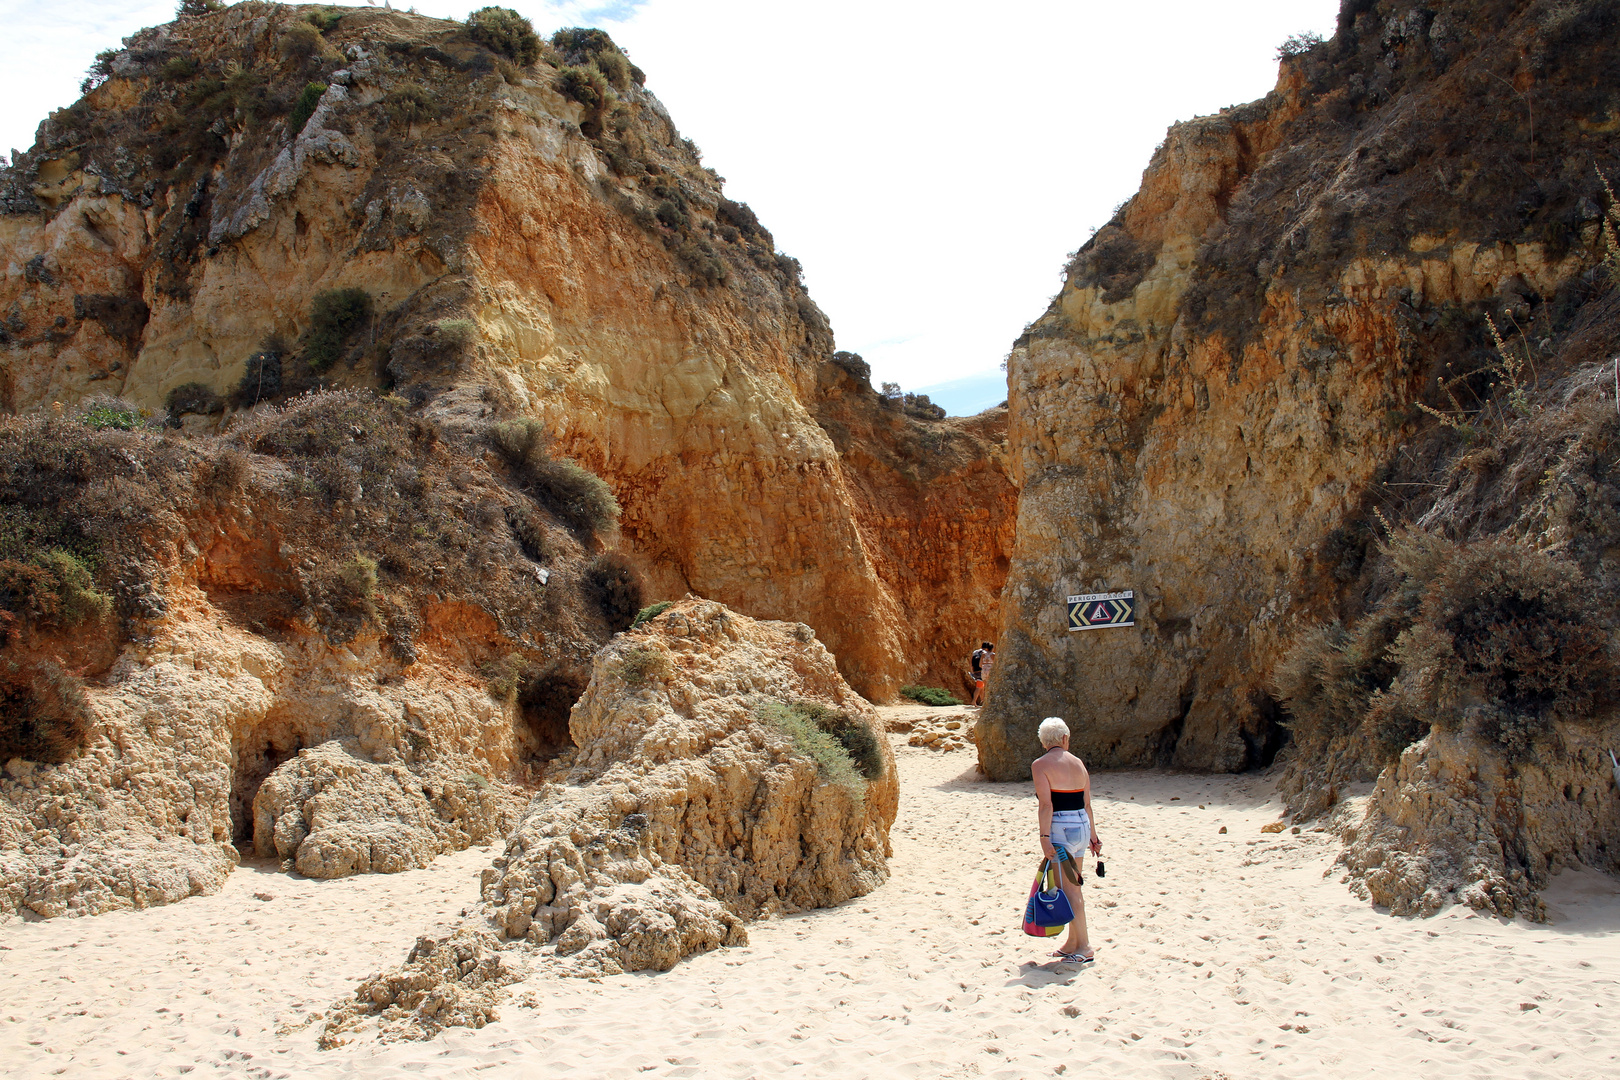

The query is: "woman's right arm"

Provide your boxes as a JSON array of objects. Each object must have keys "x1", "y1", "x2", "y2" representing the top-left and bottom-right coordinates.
[{"x1": 1034, "y1": 766, "x2": 1055, "y2": 858}]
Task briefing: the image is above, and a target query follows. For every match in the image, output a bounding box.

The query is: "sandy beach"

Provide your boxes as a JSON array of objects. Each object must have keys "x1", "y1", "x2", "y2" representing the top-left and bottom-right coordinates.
[{"x1": 3, "y1": 705, "x2": 1616, "y2": 1079}]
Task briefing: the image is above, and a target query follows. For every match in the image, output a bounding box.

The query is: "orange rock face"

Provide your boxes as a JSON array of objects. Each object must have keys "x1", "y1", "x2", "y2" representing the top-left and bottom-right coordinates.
[{"x1": 0, "y1": 8, "x2": 1013, "y2": 699}]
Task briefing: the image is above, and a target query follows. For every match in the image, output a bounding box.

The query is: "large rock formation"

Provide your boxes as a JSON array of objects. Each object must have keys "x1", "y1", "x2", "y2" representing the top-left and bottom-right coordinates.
[
  {"x1": 0, "y1": 5, "x2": 1013, "y2": 698},
  {"x1": 323, "y1": 597, "x2": 896, "y2": 1042},
  {"x1": 978, "y1": 0, "x2": 1620, "y2": 777},
  {"x1": 481, "y1": 598, "x2": 897, "y2": 975}
]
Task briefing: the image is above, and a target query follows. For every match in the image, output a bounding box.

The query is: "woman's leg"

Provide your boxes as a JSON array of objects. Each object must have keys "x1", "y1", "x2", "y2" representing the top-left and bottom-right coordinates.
[{"x1": 1057, "y1": 871, "x2": 1089, "y2": 956}]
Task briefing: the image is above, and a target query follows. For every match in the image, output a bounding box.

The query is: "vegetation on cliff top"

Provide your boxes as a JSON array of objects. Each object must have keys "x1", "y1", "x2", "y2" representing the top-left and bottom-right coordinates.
[{"x1": 0, "y1": 390, "x2": 640, "y2": 764}]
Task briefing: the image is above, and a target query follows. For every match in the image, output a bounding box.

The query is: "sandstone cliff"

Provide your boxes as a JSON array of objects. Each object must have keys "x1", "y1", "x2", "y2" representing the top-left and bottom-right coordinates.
[
  {"x1": 0, "y1": 4, "x2": 1013, "y2": 699},
  {"x1": 323, "y1": 598, "x2": 896, "y2": 1041},
  {"x1": 979, "y1": 0, "x2": 1620, "y2": 778}
]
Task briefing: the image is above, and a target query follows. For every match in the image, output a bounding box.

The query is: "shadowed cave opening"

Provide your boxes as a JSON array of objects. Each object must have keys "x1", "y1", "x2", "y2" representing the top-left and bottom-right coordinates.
[
  {"x1": 516, "y1": 664, "x2": 587, "y2": 766},
  {"x1": 1245, "y1": 693, "x2": 1290, "y2": 770},
  {"x1": 230, "y1": 732, "x2": 302, "y2": 847}
]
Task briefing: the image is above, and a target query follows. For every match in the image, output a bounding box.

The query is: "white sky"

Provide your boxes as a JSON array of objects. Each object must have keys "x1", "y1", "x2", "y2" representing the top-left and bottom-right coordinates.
[{"x1": 1, "y1": 0, "x2": 1341, "y2": 391}]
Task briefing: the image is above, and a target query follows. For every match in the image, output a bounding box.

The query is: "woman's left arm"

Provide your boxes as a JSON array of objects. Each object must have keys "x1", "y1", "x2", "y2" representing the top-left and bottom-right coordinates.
[{"x1": 1085, "y1": 782, "x2": 1102, "y2": 854}]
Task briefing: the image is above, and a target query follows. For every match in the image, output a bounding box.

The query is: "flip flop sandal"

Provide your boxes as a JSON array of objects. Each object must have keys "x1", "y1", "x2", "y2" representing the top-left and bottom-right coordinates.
[{"x1": 1057, "y1": 951, "x2": 1095, "y2": 965}]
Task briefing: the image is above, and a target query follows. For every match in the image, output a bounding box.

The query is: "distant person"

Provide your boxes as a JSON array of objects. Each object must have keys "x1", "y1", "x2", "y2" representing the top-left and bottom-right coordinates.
[
  {"x1": 970, "y1": 641, "x2": 994, "y2": 706},
  {"x1": 1032, "y1": 716, "x2": 1102, "y2": 965}
]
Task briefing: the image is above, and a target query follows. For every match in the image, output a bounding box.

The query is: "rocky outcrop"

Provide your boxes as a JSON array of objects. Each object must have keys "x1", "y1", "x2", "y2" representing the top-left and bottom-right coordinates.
[
  {"x1": 321, "y1": 927, "x2": 520, "y2": 1048},
  {"x1": 481, "y1": 598, "x2": 897, "y2": 976},
  {"x1": 324, "y1": 597, "x2": 897, "y2": 1040},
  {"x1": 0, "y1": 393, "x2": 610, "y2": 921},
  {"x1": 0, "y1": 6, "x2": 1011, "y2": 698},
  {"x1": 979, "y1": 0, "x2": 1620, "y2": 778},
  {"x1": 253, "y1": 739, "x2": 515, "y2": 878},
  {"x1": 1337, "y1": 722, "x2": 1620, "y2": 919}
]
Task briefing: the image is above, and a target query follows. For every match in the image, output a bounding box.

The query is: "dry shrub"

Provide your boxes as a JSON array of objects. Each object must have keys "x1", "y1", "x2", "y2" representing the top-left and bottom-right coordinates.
[
  {"x1": 165, "y1": 381, "x2": 223, "y2": 425},
  {"x1": 383, "y1": 84, "x2": 440, "y2": 129},
  {"x1": 1280, "y1": 528, "x2": 1617, "y2": 767},
  {"x1": 505, "y1": 503, "x2": 551, "y2": 561},
  {"x1": 586, "y1": 552, "x2": 643, "y2": 631},
  {"x1": 467, "y1": 7, "x2": 542, "y2": 66},
  {"x1": 616, "y1": 645, "x2": 671, "y2": 687},
  {"x1": 488, "y1": 421, "x2": 620, "y2": 536},
  {"x1": 0, "y1": 660, "x2": 92, "y2": 764}
]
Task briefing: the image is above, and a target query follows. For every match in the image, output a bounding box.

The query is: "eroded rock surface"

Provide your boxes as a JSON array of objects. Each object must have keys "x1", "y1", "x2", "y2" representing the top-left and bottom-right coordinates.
[
  {"x1": 253, "y1": 740, "x2": 517, "y2": 879},
  {"x1": 483, "y1": 599, "x2": 897, "y2": 976},
  {"x1": 1336, "y1": 723, "x2": 1620, "y2": 920},
  {"x1": 325, "y1": 598, "x2": 897, "y2": 1041}
]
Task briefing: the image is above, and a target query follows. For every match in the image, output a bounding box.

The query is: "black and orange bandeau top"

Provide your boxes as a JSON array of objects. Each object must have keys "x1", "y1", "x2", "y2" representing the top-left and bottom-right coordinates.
[{"x1": 1050, "y1": 789, "x2": 1086, "y2": 812}]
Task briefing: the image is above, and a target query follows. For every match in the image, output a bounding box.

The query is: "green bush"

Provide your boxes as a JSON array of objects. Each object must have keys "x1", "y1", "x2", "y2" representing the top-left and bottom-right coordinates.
[
  {"x1": 467, "y1": 7, "x2": 542, "y2": 65},
  {"x1": 305, "y1": 288, "x2": 372, "y2": 372},
  {"x1": 76, "y1": 400, "x2": 147, "y2": 430},
  {"x1": 234, "y1": 339, "x2": 284, "y2": 407},
  {"x1": 161, "y1": 56, "x2": 199, "y2": 81},
  {"x1": 631, "y1": 599, "x2": 673, "y2": 628},
  {"x1": 1275, "y1": 31, "x2": 1325, "y2": 59},
  {"x1": 176, "y1": 0, "x2": 222, "y2": 19},
  {"x1": 586, "y1": 552, "x2": 643, "y2": 630},
  {"x1": 901, "y1": 685, "x2": 961, "y2": 707},
  {"x1": 0, "y1": 660, "x2": 93, "y2": 764},
  {"x1": 289, "y1": 81, "x2": 327, "y2": 134},
  {"x1": 0, "y1": 549, "x2": 112, "y2": 632},
  {"x1": 758, "y1": 700, "x2": 877, "y2": 807},
  {"x1": 558, "y1": 65, "x2": 610, "y2": 134}
]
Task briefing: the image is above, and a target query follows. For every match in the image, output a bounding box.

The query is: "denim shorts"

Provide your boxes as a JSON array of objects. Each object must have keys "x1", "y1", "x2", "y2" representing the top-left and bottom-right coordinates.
[{"x1": 1050, "y1": 809, "x2": 1090, "y2": 859}]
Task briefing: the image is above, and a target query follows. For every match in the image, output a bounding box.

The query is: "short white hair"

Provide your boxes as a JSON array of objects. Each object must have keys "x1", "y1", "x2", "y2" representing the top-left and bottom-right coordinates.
[{"x1": 1037, "y1": 717, "x2": 1069, "y2": 748}]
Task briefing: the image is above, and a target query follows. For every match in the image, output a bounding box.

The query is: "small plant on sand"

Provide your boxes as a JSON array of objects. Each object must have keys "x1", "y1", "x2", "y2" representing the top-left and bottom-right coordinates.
[{"x1": 901, "y1": 684, "x2": 961, "y2": 707}]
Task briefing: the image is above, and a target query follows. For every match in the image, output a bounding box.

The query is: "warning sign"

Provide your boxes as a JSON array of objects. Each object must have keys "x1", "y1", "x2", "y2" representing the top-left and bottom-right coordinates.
[{"x1": 1066, "y1": 591, "x2": 1135, "y2": 631}]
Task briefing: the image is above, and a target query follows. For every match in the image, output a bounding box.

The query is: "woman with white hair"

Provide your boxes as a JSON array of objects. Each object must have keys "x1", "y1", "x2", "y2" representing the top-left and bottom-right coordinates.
[{"x1": 1031, "y1": 716, "x2": 1102, "y2": 964}]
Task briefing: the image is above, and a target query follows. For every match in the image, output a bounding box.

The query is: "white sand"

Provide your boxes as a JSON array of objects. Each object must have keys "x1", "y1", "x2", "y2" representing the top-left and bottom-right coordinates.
[{"x1": 4, "y1": 705, "x2": 1618, "y2": 1079}]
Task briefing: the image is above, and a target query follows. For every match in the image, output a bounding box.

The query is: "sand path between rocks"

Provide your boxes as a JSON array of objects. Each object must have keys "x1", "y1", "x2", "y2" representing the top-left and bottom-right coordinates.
[{"x1": 3, "y1": 704, "x2": 1617, "y2": 1079}]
